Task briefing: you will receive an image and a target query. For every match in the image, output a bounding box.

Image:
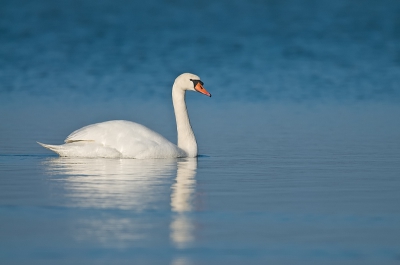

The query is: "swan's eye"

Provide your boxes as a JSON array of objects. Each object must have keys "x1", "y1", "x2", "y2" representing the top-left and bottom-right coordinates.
[{"x1": 190, "y1": 79, "x2": 204, "y2": 87}]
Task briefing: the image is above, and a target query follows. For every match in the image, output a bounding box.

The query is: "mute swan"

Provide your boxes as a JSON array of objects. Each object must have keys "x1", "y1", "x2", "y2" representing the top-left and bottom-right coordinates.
[{"x1": 38, "y1": 73, "x2": 211, "y2": 159}]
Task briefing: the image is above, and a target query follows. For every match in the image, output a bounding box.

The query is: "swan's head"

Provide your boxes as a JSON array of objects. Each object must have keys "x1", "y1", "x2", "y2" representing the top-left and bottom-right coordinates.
[{"x1": 174, "y1": 73, "x2": 211, "y2": 97}]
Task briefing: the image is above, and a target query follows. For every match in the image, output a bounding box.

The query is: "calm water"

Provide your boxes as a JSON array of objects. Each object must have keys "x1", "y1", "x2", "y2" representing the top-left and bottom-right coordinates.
[{"x1": 1, "y1": 0, "x2": 400, "y2": 264}]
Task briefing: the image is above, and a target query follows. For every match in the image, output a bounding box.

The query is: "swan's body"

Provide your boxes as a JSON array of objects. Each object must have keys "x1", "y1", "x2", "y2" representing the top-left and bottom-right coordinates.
[
  {"x1": 38, "y1": 73, "x2": 211, "y2": 159},
  {"x1": 39, "y1": 120, "x2": 186, "y2": 159}
]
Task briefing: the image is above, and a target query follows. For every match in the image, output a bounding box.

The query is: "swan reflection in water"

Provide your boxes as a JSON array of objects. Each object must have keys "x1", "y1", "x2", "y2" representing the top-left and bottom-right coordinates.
[
  {"x1": 42, "y1": 157, "x2": 198, "y2": 251},
  {"x1": 170, "y1": 159, "x2": 197, "y2": 248}
]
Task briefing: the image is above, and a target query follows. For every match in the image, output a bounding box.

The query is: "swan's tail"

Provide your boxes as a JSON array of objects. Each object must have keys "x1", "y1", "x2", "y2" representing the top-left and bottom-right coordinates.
[
  {"x1": 37, "y1": 142, "x2": 65, "y2": 156},
  {"x1": 37, "y1": 141, "x2": 122, "y2": 158}
]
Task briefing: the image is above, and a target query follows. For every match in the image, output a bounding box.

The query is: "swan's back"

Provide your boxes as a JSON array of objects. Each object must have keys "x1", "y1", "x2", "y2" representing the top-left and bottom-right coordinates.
[
  {"x1": 66, "y1": 120, "x2": 167, "y2": 145},
  {"x1": 42, "y1": 120, "x2": 185, "y2": 159}
]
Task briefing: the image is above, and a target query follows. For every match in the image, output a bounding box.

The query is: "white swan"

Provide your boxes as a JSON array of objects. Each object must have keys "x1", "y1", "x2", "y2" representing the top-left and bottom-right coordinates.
[{"x1": 38, "y1": 73, "x2": 211, "y2": 159}]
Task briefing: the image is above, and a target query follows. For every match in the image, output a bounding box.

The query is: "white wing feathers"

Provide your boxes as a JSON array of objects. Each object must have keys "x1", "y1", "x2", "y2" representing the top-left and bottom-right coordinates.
[{"x1": 52, "y1": 120, "x2": 185, "y2": 159}]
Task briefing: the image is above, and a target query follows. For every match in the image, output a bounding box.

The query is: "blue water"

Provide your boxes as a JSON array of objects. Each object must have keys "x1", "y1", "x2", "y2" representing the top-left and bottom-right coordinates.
[
  {"x1": 1, "y1": 0, "x2": 400, "y2": 102},
  {"x1": 1, "y1": 0, "x2": 400, "y2": 264}
]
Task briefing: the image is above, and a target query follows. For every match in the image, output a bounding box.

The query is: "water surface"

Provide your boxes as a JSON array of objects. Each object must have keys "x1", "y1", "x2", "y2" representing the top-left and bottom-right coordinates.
[{"x1": 1, "y1": 102, "x2": 400, "y2": 264}]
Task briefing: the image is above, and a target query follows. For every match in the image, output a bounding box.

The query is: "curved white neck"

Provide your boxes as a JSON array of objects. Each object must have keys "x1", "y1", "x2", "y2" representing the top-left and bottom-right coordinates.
[{"x1": 172, "y1": 85, "x2": 197, "y2": 157}]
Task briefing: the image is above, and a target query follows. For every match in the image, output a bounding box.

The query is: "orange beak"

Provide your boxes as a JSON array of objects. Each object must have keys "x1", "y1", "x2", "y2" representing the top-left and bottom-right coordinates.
[{"x1": 194, "y1": 82, "x2": 211, "y2": 97}]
